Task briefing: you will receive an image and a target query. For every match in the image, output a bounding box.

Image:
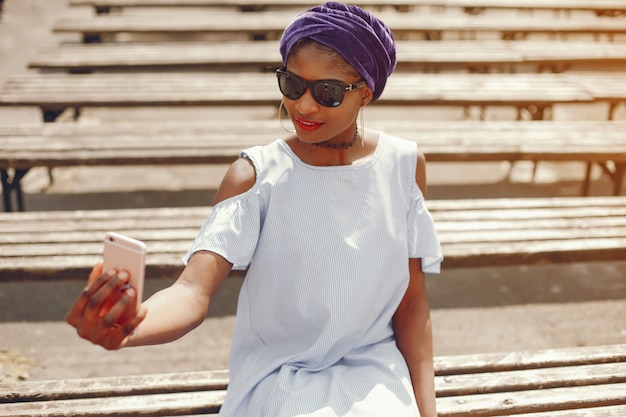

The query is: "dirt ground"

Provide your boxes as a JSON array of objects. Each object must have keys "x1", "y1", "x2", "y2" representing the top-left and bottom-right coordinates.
[{"x1": 1, "y1": 0, "x2": 626, "y2": 385}]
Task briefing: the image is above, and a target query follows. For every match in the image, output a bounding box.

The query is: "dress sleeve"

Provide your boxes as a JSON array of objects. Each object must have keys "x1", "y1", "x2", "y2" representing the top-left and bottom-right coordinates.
[
  {"x1": 183, "y1": 191, "x2": 261, "y2": 270},
  {"x1": 407, "y1": 183, "x2": 443, "y2": 274}
]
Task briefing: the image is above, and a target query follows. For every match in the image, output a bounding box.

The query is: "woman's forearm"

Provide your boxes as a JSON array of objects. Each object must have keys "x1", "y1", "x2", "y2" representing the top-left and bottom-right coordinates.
[
  {"x1": 125, "y1": 251, "x2": 232, "y2": 348},
  {"x1": 394, "y1": 305, "x2": 437, "y2": 417},
  {"x1": 125, "y1": 280, "x2": 208, "y2": 347},
  {"x1": 393, "y1": 258, "x2": 438, "y2": 417}
]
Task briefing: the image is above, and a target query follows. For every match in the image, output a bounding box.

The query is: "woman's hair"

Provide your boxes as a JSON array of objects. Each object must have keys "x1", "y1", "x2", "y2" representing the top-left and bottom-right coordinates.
[{"x1": 279, "y1": 2, "x2": 397, "y2": 101}]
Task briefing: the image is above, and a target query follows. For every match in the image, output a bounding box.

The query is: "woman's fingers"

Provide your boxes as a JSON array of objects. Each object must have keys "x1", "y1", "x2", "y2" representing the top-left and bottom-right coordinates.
[
  {"x1": 88, "y1": 262, "x2": 104, "y2": 285},
  {"x1": 66, "y1": 268, "x2": 118, "y2": 328},
  {"x1": 67, "y1": 265, "x2": 148, "y2": 350},
  {"x1": 100, "y1": 284, "x2": 136, "y2": 328},
  {"x1": 80, "y1": 271, "x2": 129, "y2": 341},
  {"x1": 94, "y1": 286, "x2": 139, "y2": 350}
]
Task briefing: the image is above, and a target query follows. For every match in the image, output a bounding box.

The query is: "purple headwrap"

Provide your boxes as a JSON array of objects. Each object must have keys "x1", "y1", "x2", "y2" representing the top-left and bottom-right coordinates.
[{"x1": 279, "y1": 2, "x2": 397, "y2": 102}]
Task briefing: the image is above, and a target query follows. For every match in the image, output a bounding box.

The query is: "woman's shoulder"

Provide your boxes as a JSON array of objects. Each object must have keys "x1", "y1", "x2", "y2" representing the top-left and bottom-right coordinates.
[
  {"x1": 213, "y1": 157, "x2": 257, "y2": 203},
  {"x1": 214, "y1": 139, "x2": 292, "y2": 203}
]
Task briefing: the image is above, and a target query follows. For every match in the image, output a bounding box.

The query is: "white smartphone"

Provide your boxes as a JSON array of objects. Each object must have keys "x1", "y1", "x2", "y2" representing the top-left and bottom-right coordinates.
[{"x1": 102, "y1": 232, "x2": 146, "y2": 317}]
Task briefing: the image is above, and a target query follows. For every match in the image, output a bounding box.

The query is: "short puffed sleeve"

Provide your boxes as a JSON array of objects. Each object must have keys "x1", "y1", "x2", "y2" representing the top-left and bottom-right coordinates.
[
  {"x1": 183, "y1": 191, "x2": 261, "y2": 270},
  {"x1": 407, "y1": 182, "x2": 443, "y2": 274}
]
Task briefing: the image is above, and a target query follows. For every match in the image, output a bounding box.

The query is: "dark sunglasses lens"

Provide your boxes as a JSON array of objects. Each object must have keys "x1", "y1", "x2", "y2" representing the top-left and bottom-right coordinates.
[
  {"x1": 278, "y1": 72, "x2": 305, "y2": 100},
  {"x1": 313, "y1": 82, "x2": 343, "y2": 107}
]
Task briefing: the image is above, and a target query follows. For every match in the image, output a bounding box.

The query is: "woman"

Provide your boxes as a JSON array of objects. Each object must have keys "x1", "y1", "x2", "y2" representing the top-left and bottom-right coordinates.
[{"x1": 66, "y1": 2, "x2": 443, "y2": 416}]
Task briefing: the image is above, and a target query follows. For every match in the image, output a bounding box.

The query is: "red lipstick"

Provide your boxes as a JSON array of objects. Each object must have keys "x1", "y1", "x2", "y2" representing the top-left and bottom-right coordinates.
[{"x1": 294, "y1": 117, "x2": 322, "y2": 131}]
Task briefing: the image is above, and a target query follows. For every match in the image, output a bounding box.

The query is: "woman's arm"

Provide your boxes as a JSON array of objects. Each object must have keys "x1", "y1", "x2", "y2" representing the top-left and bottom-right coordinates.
[
  {"x1": 66, "y1": 157, "x2": 256, "y2": 350},
  {"x1": 125, "y1": 250, "x2": 233, "y2": 347},
  {"x1": 393, "y1": 258, "x2": 437, "y2": 417},
  {"x1": 392, "y1": 147, "x2": 437, "y2": 415}
]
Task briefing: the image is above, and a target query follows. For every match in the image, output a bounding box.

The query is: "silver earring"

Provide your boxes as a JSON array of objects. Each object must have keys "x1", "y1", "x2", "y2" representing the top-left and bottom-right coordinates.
[{"x1": 279, "y1": 101, "x2": 296, "y2": 133}]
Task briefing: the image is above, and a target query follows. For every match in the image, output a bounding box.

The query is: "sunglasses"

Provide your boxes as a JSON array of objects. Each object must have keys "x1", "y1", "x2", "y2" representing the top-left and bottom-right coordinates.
[{"x1": 276, "y1": 69, "x2": 367, "y2": 108}]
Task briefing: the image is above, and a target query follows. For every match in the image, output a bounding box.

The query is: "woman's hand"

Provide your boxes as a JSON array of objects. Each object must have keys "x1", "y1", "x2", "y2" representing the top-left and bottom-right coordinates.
[{"x1": 66, "y1": 263, "x2": 147, "y2": 350}]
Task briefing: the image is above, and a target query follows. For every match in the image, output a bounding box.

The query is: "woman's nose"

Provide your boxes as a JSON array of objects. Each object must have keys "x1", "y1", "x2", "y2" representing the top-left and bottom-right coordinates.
[{"x1": 294, "y1": 88, "x2": 320, "y2": 114}]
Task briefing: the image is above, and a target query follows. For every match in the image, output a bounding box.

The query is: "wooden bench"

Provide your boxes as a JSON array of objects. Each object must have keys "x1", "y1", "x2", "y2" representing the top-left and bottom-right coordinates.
[
  {"x1": 52, "y1": 10, "x2": 626, "y2": 43},
  {"x1": 2, "y1": 195, "x2": 626, "y2": 280},
  {"x1": 0, "y1": 72, "x2": 601, "y2": 123},
  {"x1": 27, "y1": 39, "x2": 626, "y2": 74},
  {"x1": 2, "y1": 343, "x2": 625, "y2": 416},
  {"x1": 2, "y1": 120, "x2": 626, "y2": 211},
  {"x1": 68, "y1": 0, "x2": 626, "y2": 17}
]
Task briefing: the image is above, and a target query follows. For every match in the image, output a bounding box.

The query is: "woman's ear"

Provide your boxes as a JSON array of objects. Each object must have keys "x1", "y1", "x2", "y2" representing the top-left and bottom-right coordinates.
[{"x1": 360, "y1": 86, "x2": 374, "y2": 106}]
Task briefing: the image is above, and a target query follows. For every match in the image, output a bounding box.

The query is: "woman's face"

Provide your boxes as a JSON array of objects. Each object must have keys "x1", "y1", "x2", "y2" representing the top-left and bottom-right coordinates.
[{"x1": 283, "y1": 43, "x2": 372, "y2": 147}]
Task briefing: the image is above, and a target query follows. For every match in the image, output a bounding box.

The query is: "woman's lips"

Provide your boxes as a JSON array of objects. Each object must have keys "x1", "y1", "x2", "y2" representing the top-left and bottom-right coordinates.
[{"x1": 294, "y1": 117, "x2": 322, "y2": 131}]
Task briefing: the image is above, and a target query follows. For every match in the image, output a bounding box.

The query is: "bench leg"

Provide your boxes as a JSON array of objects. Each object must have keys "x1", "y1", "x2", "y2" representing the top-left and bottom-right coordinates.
[
  {"x1": 42, "y1": 107, "x2": 79, "y2": 123},
  {"x1": 595, "y1": 161, "x2": 626, "y2": 196},
  {"x1": 95, "y1": 6, "x2": 111, "y2": 14},
  {"x1": 608, "y1": 101, "x2": 621, "y2": 121},
  {"x1": 1, "y1": 168, "x2": 29, "y2": 212},
  {"x1": 83, "y1": 34, "x2": 103, "y2": 43},
  {"x1": 581, "y1": 162, "x2": 593, "y2": 196},
  {"x1": 517, "y1": 105, "x2": 552, "y2": 121},
  {"x1": 613, "y1": 163, "x2": 625, "y2": 196}
]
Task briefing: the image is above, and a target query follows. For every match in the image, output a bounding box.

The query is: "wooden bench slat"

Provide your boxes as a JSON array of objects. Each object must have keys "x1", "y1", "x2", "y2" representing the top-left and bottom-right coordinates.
[
  {"x1": 0, "y1": 370, "x2": 228, "y2": 402},
  {"x1": 0, "y1": 390, "x2": 225, "y2": 417},
  {"x1": 2, "y1": 213, "x2": 624, "y2": 241},
  {"x1": 436, "y1": 362, "x2": 626, "y2": 397},
  {"x1": 2, "y1": 236, "x2": 625, "y2": 271},
  {"x1": 28, "y1": 40, "x2": 626, "y2": 71},
  {"x1": 1, "y1": 344, "x2": 624, "y2": 417},
  {"x1": 4, "y1": 122, "x2": 626, "y2": 169},
  {"x1": 500, "y1": 404, "x2": 626, "y2": 417},
  {"x1": 0, "y1": 72, "x2": 596, "y2": 110},
  {"x1": 51, "y1": 11, "x2": 626, "y2": 38},
  {"x1": 2, "y1": 360, "x2": 625, "y2": 416},
  {"x1": 7, "y1": 362, "x2": 626, "y2": 403},
  {"x1": 67, "y1": 0, "x2": 626, "y2": 13},
  {"x1": 3, "y1": 344, "x2": 626, "y2": 400},
  {"x1": 0, "y1": 218, "x2": 626, "y2": 250},
  {"x1": 1, "y1": 197, "x2": 625, "y2": 279},
  {"x1": 434, "y1": 342, "x2": 626, "y2": 375},
  {"x1": 437, "y1": 382, "x2": 626, "y2": 417}
]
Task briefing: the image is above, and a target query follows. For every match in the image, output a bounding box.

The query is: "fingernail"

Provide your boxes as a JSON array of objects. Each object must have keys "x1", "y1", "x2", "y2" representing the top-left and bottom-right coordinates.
[
  {"x1": 106, "y1": 269, "x2": 117, "y2": 276},
  {"x1": 118, "y1": 271, "x2": 129, "y2": 280}
]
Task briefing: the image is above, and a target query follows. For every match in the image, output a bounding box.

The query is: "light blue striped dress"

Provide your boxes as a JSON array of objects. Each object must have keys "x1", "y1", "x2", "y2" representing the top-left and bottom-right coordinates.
[{"x1": 185, "y1": 132, "x2": 443, "y2": 416}]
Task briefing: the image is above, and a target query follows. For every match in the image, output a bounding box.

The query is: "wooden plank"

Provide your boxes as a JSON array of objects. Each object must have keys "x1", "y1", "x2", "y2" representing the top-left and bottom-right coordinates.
[
  {"x1": 1, "y1": 197, "x2": 626, "y2": 280},
  {"x1": 67, "y1": 0, "x2": 626, "y2": 14},
  {"x1": 0, "y1": 344, "x2": 624, "y2": 416},
  {"x1": 27, "y1": 40, "x2": 626, "y2": 72},
  {"x1": 3, "y1": 363, "x2": 626, "y2": 404},
  {"x1": 0, "y1": 390, "x2": 226, "y2": 417},
  {"x1": 6, "y1": 362, "x2": 625, "y2": 403},
  {"x1": 3, "y1": 120, "x2": 626, "y2": 169},
  {"x1": 51, "y1": 12, "x2": 626, "y2": 39},
  {"x1": 0, "y1": 370, "x2": 229, "y2": 402},
  {"x1": 4, "y1": 344, "x2": 626, "y2": 400},
  {"x1": 1, "y1": 371, "x2": 625, "y2": 416},
  {"x1": 501, "y1": 404, "x2": 626, "y2": 417},
  {"x1": 437, "y1": 382, "x2": 626, "y2": 417},
  {"x1": 436, "y1": 362, "x2": 626, "y2": 396},
  {"x1": 0, "y1": 72, "x2": 595, "y2": 109}
]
